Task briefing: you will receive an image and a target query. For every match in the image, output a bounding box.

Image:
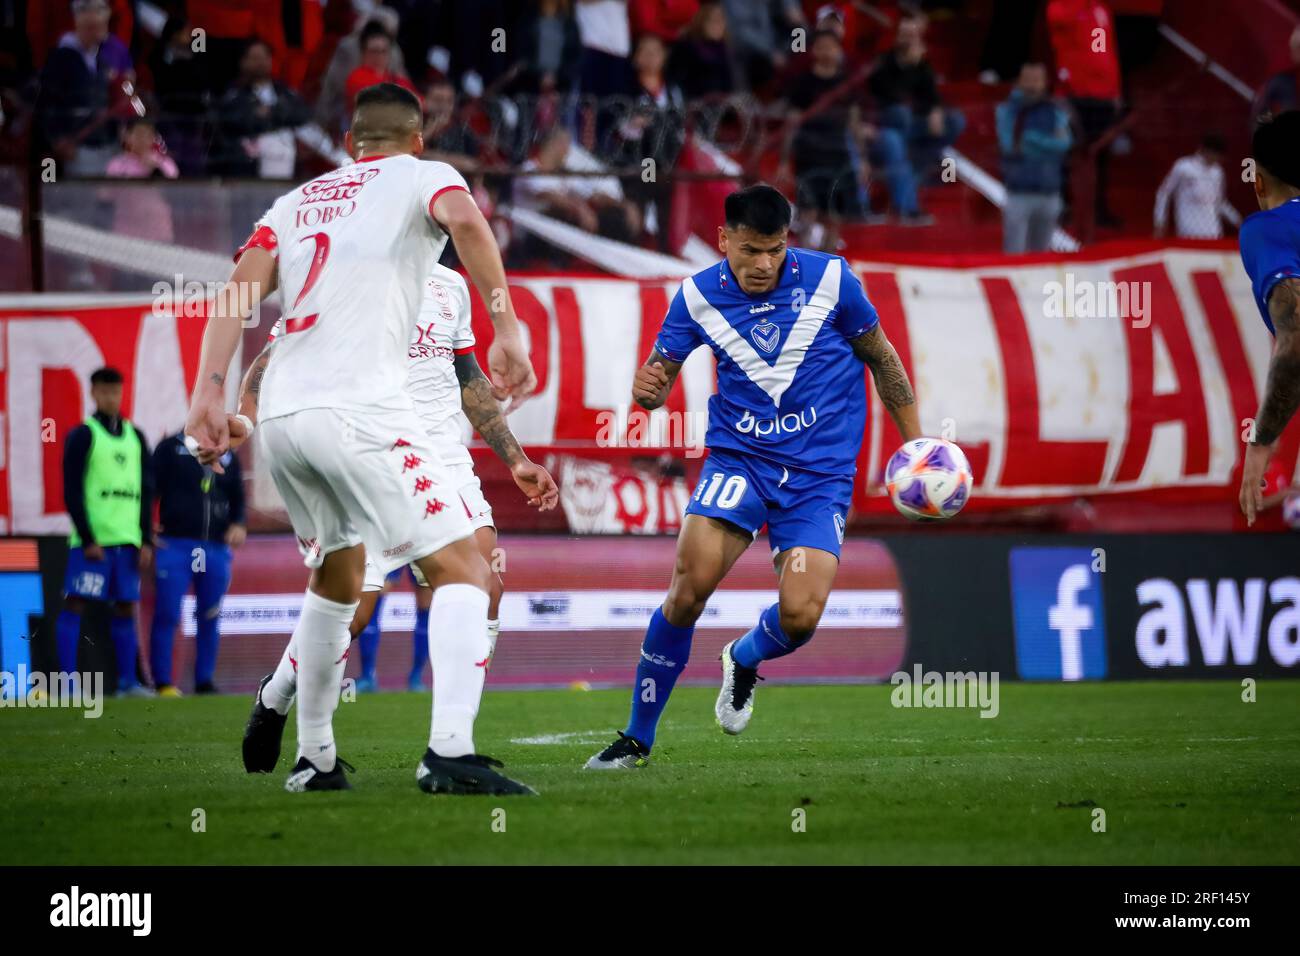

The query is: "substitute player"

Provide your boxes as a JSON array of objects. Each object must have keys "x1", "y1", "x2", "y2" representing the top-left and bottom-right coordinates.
[
  {"x1": 237, "y1": 263, "x2": 558, "y2": 769},
  {"x1": 1237, "y1": 110, "x2": 1300, "y2": 524},
  {"x1": 586, "y1": 184, "x2": 920, "y2": 769},
  {"x1": 185, "y1": 83, "x2": 537, "y2": 796}
]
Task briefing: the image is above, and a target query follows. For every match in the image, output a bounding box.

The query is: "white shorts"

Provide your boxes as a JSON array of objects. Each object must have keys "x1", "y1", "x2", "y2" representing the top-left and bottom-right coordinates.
[
  {"x1": 361, "y1": 460, "x2": 494, "y2": 592},
  {"x1": 259, "y1": 406, "x2": 474, "y2": 579}
]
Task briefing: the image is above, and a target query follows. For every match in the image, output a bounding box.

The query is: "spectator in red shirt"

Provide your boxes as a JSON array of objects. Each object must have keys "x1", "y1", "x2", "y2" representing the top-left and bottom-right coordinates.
[
  {"x1": 344, "y1": 20, "x2": 419, "y2": 118},
  {"x1": 1047, "y1": 0, "x2": 1123, "y2": 226},
  {"x1": 629, "y1": 0, "x2": 697, "y2": 42}
]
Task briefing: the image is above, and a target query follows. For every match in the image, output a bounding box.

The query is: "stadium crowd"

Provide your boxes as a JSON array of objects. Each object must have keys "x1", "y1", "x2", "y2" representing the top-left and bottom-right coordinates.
[{"x1": 0, "y1": 0, "x2": 1257, "y2": 259}]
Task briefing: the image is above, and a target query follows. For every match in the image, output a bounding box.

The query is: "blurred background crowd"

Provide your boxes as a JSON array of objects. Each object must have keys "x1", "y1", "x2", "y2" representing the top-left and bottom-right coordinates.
[{"x1": 0, "y1": 0, "x2": 1285, "y2": 275}]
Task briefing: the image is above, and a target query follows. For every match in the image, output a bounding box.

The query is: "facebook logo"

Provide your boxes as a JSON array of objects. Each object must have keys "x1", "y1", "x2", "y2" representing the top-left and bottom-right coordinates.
[{"x1": 1008, "y1": 547, "x2": 1107, "y2": 681}]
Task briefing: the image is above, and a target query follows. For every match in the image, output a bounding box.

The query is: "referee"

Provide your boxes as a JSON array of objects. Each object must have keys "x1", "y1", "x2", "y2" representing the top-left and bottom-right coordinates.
[{"x1": 56, "y1": 367, "x2": 154, "y2": 694}]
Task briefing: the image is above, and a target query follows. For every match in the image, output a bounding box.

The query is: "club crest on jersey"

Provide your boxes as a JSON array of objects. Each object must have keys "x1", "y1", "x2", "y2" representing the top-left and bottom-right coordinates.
[{"x1": 751, "y1": 319, "x2": 780, "y2": 354}]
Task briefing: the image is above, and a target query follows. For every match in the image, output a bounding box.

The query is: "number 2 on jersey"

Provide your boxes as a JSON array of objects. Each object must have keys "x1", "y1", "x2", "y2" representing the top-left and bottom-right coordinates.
[{"x1": 284, "y1": 232, "x2": 330, "y2": 334}]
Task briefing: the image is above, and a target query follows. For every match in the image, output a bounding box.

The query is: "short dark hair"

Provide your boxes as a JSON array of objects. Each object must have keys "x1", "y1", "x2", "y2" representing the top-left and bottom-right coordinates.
[
  {"x1": 724, "y1": 184, "x2": 792, "y2": 235},
  {"x1": 90, "y1": 367, "x2": 123, "y2": 386},
  {"x1": 1200, "y1": 132, "x2": 1226, "y2": 154},
  {"x1": 359, "y1": 19, "x2": 392, "y2": 48},
  {"x1": 352, "y1": 82, "x2": 422, "y2": 144},
  {"x1": 1253, "y1": 112, "x2": 1300, "y2": 189}
]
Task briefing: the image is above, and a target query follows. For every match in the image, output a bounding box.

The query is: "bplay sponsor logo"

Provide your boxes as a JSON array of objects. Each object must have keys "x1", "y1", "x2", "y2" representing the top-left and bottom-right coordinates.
[
  {"x1": 734, "y1": 405, "x2": 818, "y2": 437},
  {"x1": 1008, "y1": 547, "x2": 1107, "y2": 680}
]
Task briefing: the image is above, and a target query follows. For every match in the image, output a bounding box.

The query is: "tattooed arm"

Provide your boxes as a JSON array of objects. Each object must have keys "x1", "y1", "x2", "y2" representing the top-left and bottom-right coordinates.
[
  {"x1": 849, "y1": 325, "x2": 922, "y2": 441},
  {"x1": 631, "y1": 349, "x2": 684, "y2": 411},
  {"x1": 455, "y1": 351, "x2": 559, "y2": 511},
  {"x1": 1240, "y1": 278, "x2": 1300, "y2": 523},
  {"x1": 237, "y1": 342, "x2": 273, "y2": 424}
]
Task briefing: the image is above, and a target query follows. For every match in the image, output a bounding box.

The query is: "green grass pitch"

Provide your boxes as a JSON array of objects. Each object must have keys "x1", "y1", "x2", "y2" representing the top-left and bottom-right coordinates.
[{"x1": 2, "y1": 682, "x2": 1297, "y2": 865}]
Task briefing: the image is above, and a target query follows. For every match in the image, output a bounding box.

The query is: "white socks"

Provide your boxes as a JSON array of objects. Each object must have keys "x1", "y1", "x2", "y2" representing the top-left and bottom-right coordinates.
[
  {"x1": 261, "y1": 637, "x2": 298, "y2": 716},
  {"x1": 428, "y1": 583, "x2": 490, "y2": 758},
  {"x1": 294, "y1": 590, "x2": 358, "y2": 772},
  {"x1": 487, "y1": 618, "x2": 500, "y2": 660}
]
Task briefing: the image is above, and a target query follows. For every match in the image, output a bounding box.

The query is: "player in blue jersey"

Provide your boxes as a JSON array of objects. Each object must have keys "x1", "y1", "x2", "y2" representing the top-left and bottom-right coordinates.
[
  {"x1": 585, "y1": 185, "x2": 920, "y2": 769},
  {"x1": 1238, "y1": 111, "x2": 1300, "y2": 525}
]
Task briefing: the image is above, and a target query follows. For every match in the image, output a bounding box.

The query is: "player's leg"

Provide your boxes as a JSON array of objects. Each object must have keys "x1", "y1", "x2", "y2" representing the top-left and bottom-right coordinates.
[
  {"x1": 408, "y1": 576, "x2": 432, "y2": 691},
  {"x1": 585, "y1": 467, "x2": 759, "y2": 770},
  {"x1": 715, "y1": 471, "x2": 851, "y2": 734},
  {"x1": 334, "y1": 408, "x2": 532, "y2": 795},
  {"x1": 245, "y1": 411, "x2": 363, "y2": 789},
  {"x1": 285, "y1": 541, "x2": 364, "y2": 790},
  {"x1": 409, "y1": 536, "x2": 533, "y2": 794},
  {"x1": 57, "y1": 546, "x2": 110, "y2": 679},
  {"x1": 148, "y1": 537, "x2": 191, "y2": 695},
  {"x1": 409, "y1": 538, "x2": 493, "y2": 762},
  {"x1": 192, "y1": 540, "x2": 233, "y2": 693},
  {"x1": 354, "y1": 565, "x2": 391, "y2": 692},
  {"x1": 108, "y1": 546, "x2": 149, "y2": 697}
]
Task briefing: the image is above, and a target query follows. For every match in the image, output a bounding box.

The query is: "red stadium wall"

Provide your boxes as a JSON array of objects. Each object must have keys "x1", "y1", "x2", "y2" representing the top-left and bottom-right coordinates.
[{"x1": 0, "y1": 241, "x2": 1287, "y2": 537}]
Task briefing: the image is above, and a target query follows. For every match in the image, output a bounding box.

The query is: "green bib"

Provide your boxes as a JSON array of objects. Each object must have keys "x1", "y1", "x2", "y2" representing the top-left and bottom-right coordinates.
[{"x1": 69, "y1": 417, "x2": 142, "y2": 548}]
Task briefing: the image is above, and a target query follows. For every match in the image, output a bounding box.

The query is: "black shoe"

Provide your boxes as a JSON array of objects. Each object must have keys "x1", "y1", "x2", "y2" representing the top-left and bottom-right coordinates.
[
  {"x1": 415, "y1": 749, "x2": 538, "y2": 795},
  {"x1": 194, "y1": 681, "x2": 219, "y2": 695},
  {"x1": 284, "y1": 755, "x2": 354, "y2": 792},
  {"x1": 242, "y1": 674, "x2": 288, "y2": 773},
  {"x1": 583, "y1": 731, "x2": 650, "y2": 770}
]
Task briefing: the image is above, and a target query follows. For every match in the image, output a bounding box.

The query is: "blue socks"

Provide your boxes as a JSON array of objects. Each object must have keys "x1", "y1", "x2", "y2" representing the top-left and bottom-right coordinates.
[
  {"x1": 409, "y1": 605, "x2": 430, "y2": 685},
  {"x1": 56, "y1": 609, "x2": 81, "y2": 674},
  {"x1": 110, "y1": 614, "x2": 138, "y2": 691},
  {"x1": 625, "y1": 607, "x2": 695, "y2": 749},
  {"x1": 732, "y1": 603, "x2": 804, "y2": 668},
  {"x1": 358, "y1": 595, "x2": 384, "y2": 683}
]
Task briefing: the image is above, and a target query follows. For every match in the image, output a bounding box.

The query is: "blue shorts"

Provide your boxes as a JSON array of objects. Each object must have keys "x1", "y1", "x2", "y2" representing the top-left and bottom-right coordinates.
[
  {"x1": 684, "y1": 448, "x2": 853, "y2": 558},
  {"x1": 63, "y1": 544, "x2": 142, "y2": 603}
]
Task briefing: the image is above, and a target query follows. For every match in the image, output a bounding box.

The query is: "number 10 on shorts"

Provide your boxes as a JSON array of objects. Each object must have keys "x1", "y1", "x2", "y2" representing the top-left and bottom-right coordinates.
[{"x1": 695, "y1": 472, "x2": 747, "y2": 510}]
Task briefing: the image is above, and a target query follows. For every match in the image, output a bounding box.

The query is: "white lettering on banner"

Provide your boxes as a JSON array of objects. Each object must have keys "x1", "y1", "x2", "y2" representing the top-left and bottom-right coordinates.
[
  {"x1": 6, "y1": 318, "x2": 104, "y2": 534},
  {"x1": 1134, "y1": 576, "x2": 1300, "y2": 669},
  {"x1": 0, "y1": 250, "x2": 1284, "y2": 531},
  {"x1": 180, "y1": 589, "x2": 902, "y2": 636}
]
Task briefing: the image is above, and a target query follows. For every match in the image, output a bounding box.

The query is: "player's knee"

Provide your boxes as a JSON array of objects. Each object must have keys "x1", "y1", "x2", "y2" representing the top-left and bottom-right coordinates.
[
  {"x1": 663, "y1": 585, "x2": 708, "y2": 626},
  {"x1": 64, "y1": 596, "x2": 86, "y2": 614},
  {"x1": 111, "y1": 601, "x2": 135, "y2": 619},
  {"x1": 778, "y1": 600, "x2": 823, "y2": 643}
]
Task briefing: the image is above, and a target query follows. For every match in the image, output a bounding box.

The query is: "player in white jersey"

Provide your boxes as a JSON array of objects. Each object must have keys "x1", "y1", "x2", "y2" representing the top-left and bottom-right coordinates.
[
  {"x1": 184, "y1": 83, "x2": 538, "y2": 796},
  {"x1": 234, "y1": 263, "x2": 558, "y2": 752}
]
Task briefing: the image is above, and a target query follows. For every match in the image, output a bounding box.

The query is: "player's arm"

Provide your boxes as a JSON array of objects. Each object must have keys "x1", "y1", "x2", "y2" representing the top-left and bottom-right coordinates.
[
  {"x1": 632, "y1": 348, "x2": 684, "y2": 411},
  {"x1": 431, "y1": 189, "x2": 537, "y2": 408},
  {"x1": 184, "y1": 247, "x2": 276, "y2": 471},
  {"x1": 454, "y1": 352, "x2": 559, "y2": 511},
  {"x1": 850, "y1": 325, "x2": 922, "y2": 441},
  {"x1": 1241, "y1": 277, "x2": 1300, "y2": 523}
]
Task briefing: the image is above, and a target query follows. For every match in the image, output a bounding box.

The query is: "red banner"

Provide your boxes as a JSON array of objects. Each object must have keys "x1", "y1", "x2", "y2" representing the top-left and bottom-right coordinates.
[{"x1": 0, "y1": 245, "x2": 1287, "y2": 535}]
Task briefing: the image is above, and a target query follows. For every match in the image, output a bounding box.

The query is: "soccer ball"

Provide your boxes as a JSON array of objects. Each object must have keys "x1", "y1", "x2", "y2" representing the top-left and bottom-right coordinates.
[
  {"x1": 1283, "y1": 493, "x2": 1300, "y2": 530},
  {"x1": 885, "y1": 437, "x2": 973, "y2": 521}
]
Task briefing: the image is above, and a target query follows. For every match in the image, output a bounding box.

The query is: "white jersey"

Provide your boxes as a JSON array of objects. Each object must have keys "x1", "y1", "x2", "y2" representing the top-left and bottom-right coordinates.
[
  {"x1": 268, "y1": 262, "x2": 478, "y2": 466},
  {"x1": 407, "y1": 263, "x2": 476, "y2": 466},
  {"x1": 238, "y1": 153, "x2": 470, "y2": 422}
]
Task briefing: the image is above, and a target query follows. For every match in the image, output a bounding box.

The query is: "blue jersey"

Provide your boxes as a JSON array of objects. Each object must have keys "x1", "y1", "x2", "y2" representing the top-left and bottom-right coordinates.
[
  {"x1": 655, "y1": 248, "x2": 878, "y2": 476},
  {"x1": 1239, "y1": 196, "x2": 1300, "y2": 335}
]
